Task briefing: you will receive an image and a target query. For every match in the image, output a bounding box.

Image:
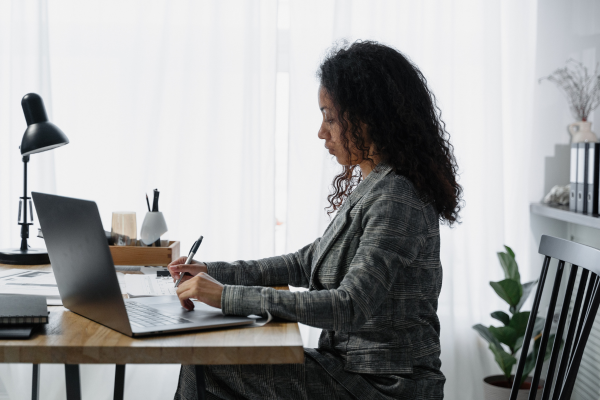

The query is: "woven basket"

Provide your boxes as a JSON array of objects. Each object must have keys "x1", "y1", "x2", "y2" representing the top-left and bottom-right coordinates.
[{"x1": 483, "y1": 375, "x2": 544, "y2": 400}]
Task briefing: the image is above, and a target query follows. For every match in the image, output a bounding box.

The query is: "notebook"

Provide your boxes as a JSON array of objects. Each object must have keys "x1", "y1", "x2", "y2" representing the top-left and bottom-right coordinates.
[{"x1": 0, "y1": 294, "x2": 49, "y2": 325}]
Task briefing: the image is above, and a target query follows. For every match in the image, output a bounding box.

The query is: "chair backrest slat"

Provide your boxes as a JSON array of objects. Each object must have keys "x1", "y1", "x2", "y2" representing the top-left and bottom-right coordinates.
[
  {"x1": 509, "y1": 256, "x2": 551, "y2": 400},
  {"x1": 541, "y1": 264, "x2": 579, "y2": 400},
  {"x1": 572, "y1": 274, "x2": 598, "y2": 366},
  {"x1": 528, "y1": 261, "x2": 566, "y2": 400},
  {"x1": 558, "y1": 274, "x2": 600, "y2": 400},
  {"x1": 551, "y1": 268, "x2": 589, "y2": 400},
  {"x1": 510, "y1": 236, "x2": 600, "y2": 400}
]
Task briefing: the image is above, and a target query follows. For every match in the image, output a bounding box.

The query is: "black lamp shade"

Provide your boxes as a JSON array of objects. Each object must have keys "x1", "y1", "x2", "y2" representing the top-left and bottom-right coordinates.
[{"x1": 20, "y1": 93, "x2": 69, "y2": 156}]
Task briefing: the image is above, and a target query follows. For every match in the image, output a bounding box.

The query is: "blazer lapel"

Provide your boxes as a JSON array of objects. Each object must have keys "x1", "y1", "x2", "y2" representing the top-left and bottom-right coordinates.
[
  {"x1": 310, "y1": 205, "x2": 351, "y2": 287},
  {"x1": 309, "y1": 163, "x2": 394, "y2": 287}
]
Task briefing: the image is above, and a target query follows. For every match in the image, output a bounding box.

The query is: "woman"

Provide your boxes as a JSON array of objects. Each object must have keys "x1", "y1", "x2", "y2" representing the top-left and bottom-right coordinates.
[{"x1": 170, "y1": 40, "x2": 462, "y2": 400}]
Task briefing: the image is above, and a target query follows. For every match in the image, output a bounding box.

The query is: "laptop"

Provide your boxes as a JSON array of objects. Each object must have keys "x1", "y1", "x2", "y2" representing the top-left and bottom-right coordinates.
[{"x1": 32, "y1": 192, "x2": 255, "y2": 337}]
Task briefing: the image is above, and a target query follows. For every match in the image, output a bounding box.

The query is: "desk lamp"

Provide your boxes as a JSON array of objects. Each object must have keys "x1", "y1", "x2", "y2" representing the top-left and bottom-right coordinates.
[{"x1": 0, "y1": 93, "x2": 69, "y2": 265}]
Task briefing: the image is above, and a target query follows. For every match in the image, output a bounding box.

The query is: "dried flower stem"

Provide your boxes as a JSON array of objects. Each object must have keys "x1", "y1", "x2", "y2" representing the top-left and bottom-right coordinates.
[{"x1": 539, "y1": 59, "x2": 600, "y2": 121}]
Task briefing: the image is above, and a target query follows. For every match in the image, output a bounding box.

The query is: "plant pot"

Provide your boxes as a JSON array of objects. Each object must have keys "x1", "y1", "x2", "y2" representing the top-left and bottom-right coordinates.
[{"x1": 483, "y1": 375, "x2": 544, "y2": 400}]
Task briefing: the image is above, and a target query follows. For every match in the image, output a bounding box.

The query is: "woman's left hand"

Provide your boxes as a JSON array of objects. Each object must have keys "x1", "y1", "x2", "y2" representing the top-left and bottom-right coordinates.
[{"x1": 176, "y1": 272, "x2": 224, "y2": 311}]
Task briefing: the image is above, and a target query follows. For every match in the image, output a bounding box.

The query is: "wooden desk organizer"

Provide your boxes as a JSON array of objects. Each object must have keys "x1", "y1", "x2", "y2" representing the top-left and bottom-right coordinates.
[{"x1": 109, "y1": 241, "x2": 180, "y2": 266}]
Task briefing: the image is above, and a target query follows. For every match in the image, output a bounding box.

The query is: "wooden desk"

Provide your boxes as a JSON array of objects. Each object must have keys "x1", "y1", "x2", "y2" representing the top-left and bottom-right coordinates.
[{"x1": 0, "y1": 264, "x2": 304, "y2": 400}]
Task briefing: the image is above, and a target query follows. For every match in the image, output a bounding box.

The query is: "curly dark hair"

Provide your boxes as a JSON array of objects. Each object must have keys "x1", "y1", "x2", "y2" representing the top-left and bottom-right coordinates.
[{"x1": 317, "y1": 40, "x2": 462, "y2": 225}]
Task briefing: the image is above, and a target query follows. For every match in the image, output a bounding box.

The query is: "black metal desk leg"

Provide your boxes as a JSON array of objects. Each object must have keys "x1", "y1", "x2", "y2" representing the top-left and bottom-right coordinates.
[
  {"x1": 64, "y1": 364, "x2": 81, "y2": 400},
  {"x1": 32, "y1": 364, "x2": 40, "y2": 400},
  {"x1": 194, "y1": 365, "x2": 206, "y2": 400},
  {"x1": 114, "y1": 365, "x2": 125, "y2": 400}
]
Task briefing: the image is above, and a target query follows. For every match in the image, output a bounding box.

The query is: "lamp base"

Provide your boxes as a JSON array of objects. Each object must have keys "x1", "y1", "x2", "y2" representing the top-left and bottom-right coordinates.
[{"x1": 0, "y1": 248, "x2": 50, "y2": 265}]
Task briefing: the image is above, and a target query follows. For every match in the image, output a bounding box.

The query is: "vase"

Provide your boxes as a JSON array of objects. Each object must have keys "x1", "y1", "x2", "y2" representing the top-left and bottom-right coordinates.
[
  {"x1": 568, "y1": 121, "x2": 598, "y2": 143},
  {"x1": 483, "y1": 375, "x2": 544, "y2": 400}
]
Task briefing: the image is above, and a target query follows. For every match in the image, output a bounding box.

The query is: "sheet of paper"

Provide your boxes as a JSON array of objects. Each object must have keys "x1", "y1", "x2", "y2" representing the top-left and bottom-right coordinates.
[
  {"x1": 0, "y1": 270, "x2": 60, "y2": 300},
  {"x1": 0, "y1": 269, "x2": 127, "y2": 305},
  {"x1": 124, "y1": 275, "x2": 177, "y2": 297}
]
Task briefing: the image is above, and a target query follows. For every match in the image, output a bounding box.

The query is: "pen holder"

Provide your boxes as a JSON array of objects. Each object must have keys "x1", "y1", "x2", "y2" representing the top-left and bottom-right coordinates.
[{"x1": 140, "y1": 212, "x2": 168, "y2": 246}]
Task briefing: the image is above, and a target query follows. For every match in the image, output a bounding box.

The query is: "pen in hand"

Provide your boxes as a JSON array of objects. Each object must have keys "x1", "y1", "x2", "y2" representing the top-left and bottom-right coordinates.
[{"x1": 174, "y1": 235, "x2": 204, "y2": 288}]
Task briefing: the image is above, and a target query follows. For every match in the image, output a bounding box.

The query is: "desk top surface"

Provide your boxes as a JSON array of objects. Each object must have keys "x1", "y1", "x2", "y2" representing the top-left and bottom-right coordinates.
[{"x1": 0, "y1": 263, "x2": 304, "y2": 365}]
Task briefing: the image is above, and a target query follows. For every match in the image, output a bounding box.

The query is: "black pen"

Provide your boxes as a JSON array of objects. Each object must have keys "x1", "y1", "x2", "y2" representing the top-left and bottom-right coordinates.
[
  {"x1": 152, "y1": 189, "x2": 160, "y2": 212},
  {"x1": 152, "y1": 189, "x2": 161, "y2": 246},
  {"x1": 175, "y1": 235, "x2": 204, "y2": 288},
  {"x1": 146, "y1": 194, "x2": 151, "y2": 212}
]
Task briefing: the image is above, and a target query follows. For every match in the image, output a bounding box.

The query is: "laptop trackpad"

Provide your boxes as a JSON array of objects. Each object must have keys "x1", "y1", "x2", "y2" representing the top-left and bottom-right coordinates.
[{"x1": 129, "y1": 296, "x2": 228, "y2": 322}]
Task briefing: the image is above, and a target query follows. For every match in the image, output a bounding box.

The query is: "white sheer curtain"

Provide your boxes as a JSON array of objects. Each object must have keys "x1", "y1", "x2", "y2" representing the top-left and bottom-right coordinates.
[
  {"x1": 48, "y1": 0, "x2": 278, "y2": 262},
  {"x1": 285, "y1": 1, "x2": 538, "y2": 399},
  {"x1": 0, "y1": 0, "x2": 56, "y2": 252},
  {"x1": 0, "y1": 0, "x2": 277, "y2": 399}
]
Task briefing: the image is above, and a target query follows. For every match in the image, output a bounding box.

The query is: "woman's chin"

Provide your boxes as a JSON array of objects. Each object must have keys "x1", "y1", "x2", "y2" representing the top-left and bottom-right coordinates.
[
  {"x1": 327, "y1": 151, "x2": 350, "y2": 166},
  {"x1": 333, "y1": 156, "x2": 350, "y2": 166}
]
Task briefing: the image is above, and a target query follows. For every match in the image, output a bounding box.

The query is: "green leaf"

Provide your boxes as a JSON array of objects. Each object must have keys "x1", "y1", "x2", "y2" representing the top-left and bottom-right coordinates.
[
  {"x1": 490, "y1": 279, "x2": 523, "y2": 308},
  {"x1": 490, "y1": 326, "x2": 519, "y2": 351},
  {"x1": 473, "y1": 324, "x2": 503, "y2": 349},
  {"x1": 508, "y1": 312, "x2": 531, "y2": 337},
  {"x1": 491, "y1": 311, "x2": 511, "y2": 326},
  {"x1": 514, "y1": 281, "x2": 537, "y2": 313},
  {"x1": 498, "y1": 251, "x2": 520, "y2": 282},
  {"x1": 509, "y1": 312, "x2": 531, "y2": 353},
  {"x1": 489, "y1": 343, "x2": 517, "y2": 379},
  {"x1": 514, "y1": 335, "x2": 524, "y2": 352},
  {"x1": 504, "y1": 245, "x2": 516, "y2": 260}
]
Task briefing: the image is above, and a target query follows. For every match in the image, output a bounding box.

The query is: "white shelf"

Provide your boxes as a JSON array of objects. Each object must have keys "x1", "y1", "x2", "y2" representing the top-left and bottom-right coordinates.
[{"x1": 530, "y1": 203, "x2": 600, "y2": 230}]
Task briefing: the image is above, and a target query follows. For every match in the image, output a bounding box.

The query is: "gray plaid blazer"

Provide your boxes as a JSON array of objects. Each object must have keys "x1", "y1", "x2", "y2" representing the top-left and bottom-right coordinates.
[{"x1": 207, "y1": 163, "x2": 445, "y2": 398}]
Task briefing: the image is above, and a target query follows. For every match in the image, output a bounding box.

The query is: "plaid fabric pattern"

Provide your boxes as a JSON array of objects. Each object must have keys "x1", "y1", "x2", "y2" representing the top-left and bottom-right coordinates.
[
  {"x1": 174, "y1": 352, "x2": 444, "y2": 400},
  {"x1": 174, "y1": 354, "x2": 353, "y2": 400},
  {"x1": 201, "y1": 163, "x2": 445, "y2": 399}
]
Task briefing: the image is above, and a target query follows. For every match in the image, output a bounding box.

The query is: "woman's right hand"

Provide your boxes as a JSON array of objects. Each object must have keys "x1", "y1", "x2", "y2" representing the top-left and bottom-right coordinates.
[{"x1": 168, "y1": 257, "x2": 208, "y2": 283}]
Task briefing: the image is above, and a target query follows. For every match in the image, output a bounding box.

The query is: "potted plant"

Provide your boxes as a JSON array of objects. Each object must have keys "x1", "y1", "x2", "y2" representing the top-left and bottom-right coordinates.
[
  {"x1": 473, "y1": 246, "x2": 557, "y2": 400},
  {"x1": 539, "y1": 59, "x2": 600, "y2": 143}
]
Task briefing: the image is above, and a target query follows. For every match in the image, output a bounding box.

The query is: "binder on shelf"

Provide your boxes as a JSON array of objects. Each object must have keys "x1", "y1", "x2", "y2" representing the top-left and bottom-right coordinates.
[
  {"x1": 577, "y1": 143, "x2": 587, "y2": 213},
  {"x1": 586, "y1": 143, "x2": 600, "y2": 215},
  {"x1": 570, "y1": 143, "x2": 578, "y2": 212}
]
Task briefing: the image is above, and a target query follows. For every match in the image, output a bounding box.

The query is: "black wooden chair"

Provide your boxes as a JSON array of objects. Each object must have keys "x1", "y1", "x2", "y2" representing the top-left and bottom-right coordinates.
[{"x1": 510, "y1": 235, "x2": 600, "y2": 400}]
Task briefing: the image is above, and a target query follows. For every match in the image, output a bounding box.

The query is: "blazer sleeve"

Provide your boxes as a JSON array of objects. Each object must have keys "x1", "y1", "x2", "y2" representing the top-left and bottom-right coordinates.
[
  {"x1": 205, "y1": 238, "x2": 319, "y2": 288},
  {"x1": 220, "y1": 186, "x2": 428, "y2": 332}
]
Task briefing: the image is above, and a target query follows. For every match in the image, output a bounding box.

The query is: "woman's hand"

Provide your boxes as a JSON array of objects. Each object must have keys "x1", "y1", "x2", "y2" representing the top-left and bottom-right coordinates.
[
  {"x1": 176, "y1": 273, "x2": 224, "y2": 311},
  {"x1": 168, "y1": 256, "x2": 207, "y2": 284}
]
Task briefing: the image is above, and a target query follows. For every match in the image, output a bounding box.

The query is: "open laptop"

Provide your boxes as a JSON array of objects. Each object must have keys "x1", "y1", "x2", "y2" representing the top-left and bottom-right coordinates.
[{"x1": 32, "y1": 192, "x2": 255, "y2": 337}]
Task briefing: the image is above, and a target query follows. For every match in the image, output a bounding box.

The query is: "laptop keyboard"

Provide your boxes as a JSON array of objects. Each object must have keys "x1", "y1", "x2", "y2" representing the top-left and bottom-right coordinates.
[{"x1": 125, "y1": 301, "x2": 192, "y2": 328}]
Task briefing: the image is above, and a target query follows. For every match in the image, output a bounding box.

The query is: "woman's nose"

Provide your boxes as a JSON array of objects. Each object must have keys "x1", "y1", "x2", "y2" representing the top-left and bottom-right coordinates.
[{"x1": 318, "y1": 123, "x2": 328, "y2": 140}]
